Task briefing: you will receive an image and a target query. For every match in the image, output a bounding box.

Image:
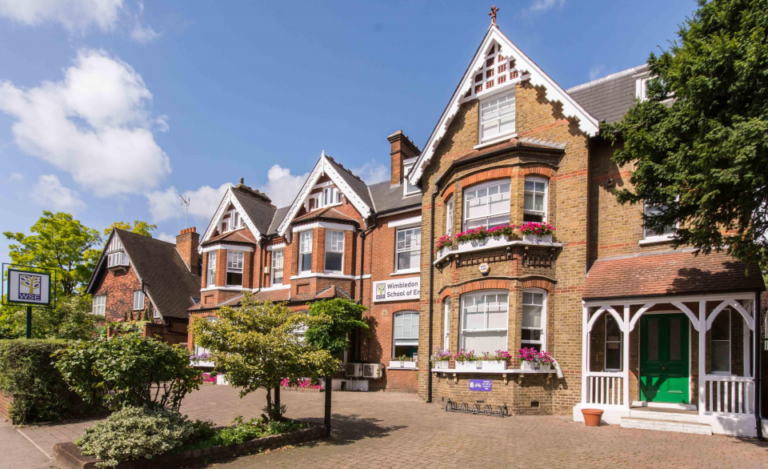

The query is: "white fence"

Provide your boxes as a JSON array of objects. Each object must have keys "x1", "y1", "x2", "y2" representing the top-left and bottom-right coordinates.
[
  {"x1": 585, "y1": 372, "x2": 624, "y2": 406},
  {"x1": 704, "y1": 375, "x2": 754, "y2": 415}
]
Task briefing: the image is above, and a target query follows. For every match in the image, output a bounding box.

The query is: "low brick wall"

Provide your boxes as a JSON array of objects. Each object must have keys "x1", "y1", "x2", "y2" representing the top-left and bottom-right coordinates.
[
  {"x1": 0, "y1": 391, "x2": 14, "y2": 420},
  {"x1": 280, "y1": 386, "x2": 324, "y2": 393},
  {"x1": 53, "y1": 422, "x2": 326, "y2": 469}
]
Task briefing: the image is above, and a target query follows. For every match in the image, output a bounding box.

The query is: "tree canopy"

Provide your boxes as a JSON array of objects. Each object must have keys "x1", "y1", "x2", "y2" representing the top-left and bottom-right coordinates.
[
  {"x1": 603, "y1": 0, "x2": 768, "y2": 268},
  {"x1": 304, "y1": 298, "x2": 369, "y2": 357},
  {"x1": 104, "y1": 221, "x2": 157, "y2": 238}
]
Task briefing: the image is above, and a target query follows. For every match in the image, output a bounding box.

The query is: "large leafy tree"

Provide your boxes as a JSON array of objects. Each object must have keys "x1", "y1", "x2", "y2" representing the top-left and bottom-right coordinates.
[
  {"x1": 0, "y1": 295, "x2": 97, "y2": 340},
  {"x1": 604, "y1": 0, "x2": 768, "y2": 267},
  {"x1": 193, "y1": 296, "x2": 338, "y2": 421},
  {"x1": 4, "y1": 211, "x2": 102, "y2": 296},
  {"x1": 104, "y1": 221, "x2": 157, "y2": 237},
  {"x1": 304, "y1": 298, "x2": 369, "y2": 358}
]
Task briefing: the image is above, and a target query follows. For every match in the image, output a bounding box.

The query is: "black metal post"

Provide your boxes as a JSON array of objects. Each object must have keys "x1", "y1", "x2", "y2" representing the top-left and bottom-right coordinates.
[
  {"x1": 754, "y1": 290, "x2": 763, "y2": 439},
  {"x1": 324, "y1": 376, "x2": 332, "y2": 437},
  {"x1": 427, "y1": 189, "x2": 437, "y2": 403},
  {"x1": 25, "y1": 306, "x2": 32, "y2": 339}
]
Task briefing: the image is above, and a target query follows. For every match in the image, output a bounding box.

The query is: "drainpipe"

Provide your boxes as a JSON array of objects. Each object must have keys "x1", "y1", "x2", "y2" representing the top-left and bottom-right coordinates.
[
  {"x1": 357, "y1": 218, "x2": 376, "y2": 362},
  {"x1": 755, "y1": 289, "x2": 764, "y2": 440},
  {"x1": 427, "y1": 187, "x2": 437, "y2": 404}
]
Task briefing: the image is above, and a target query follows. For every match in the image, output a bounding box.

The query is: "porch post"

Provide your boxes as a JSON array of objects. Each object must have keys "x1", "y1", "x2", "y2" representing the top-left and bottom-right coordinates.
[
  {"x1": 581, "y1": 303, "x2": 588, "y2": 404},
  {"x1": 623, "y1": 304, "x2": 630, "y2": 407},
  {"x1": 698, "y1": 300, "x2": 706, "y2": 416}
]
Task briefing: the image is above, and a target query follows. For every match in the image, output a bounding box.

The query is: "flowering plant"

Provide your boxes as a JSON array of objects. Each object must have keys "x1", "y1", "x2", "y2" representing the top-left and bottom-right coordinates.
[
  {"x1": 281, "y1": 378, "x2": 323, "y2": 390},
  {"x1": 434, "y1": 234, "x2": 452, "y2": 252},
  {"x1": 454, "y1": 349, "x2": 480, "y2": 362},
  {"x1": 537, "y1": 351, "x2": 555, "y2": 365},
  {"x1": 519, "y1": 222, "x2": 555, "y2": 236},
  {"x1": 431, "y1": 347, "x2": 452, "y2": 362},
  {"x1": 517, "y1": 347, "x2": 540, "y2": 363},
  {"x1": 482, "y1": 350, "x2": 512, "y2": 361},
  {"x1": 200, "y1": 372, "x2": 217, "y2": 383},
  {"x1": 486, "y1": 224, "x2": 516, "y2": 238},
  {"x1": 455, "y1": 226, "x2": 487, "y2": 243},
  {"x1": 190, "y1": 353, "x2": 211, "y2": 361},
  {"x1": 394, "y1": 355, "x2": 415, "y2": 362}
]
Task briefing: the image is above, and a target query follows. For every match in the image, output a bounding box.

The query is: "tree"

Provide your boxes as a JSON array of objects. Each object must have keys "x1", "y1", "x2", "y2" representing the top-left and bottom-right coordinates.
[
  {"x1": 304, "y1": 298, "x2": 369, "y2": 357},
  {"x1": 193, "y1": 296, "x2": 338, "y2": 421},
  {"x1": 4, "y1": 211, "x2": 101, "y2": 296},
  {"x1": 0, "y1": 296, "x2": 97, "y2": 340},
  {"x1": 104, "y1": 221, "x2": 157, "y2": 238},
  {"x1": 603, "y1": 0, "x2": 768, "y2": 268}
]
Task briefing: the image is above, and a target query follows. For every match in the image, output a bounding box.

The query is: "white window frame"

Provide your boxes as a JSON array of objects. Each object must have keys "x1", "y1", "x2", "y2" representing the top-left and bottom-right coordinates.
[
  {"x1": 462, "y1": 180, "x2": 511, "y2": 231},
  {"x1": 92, "y1": 294, "x2": 106, "y2": 316},
  {"x1": 107, "y1": 251, "x2": 128, "y2": 268},
  {"x1": 271, "y1": 248, "x2": 284, "y2": 286},
  {"x1": 642, "y1": 203, "x2": 677, "y2": 242},
  {"x1": 133, "y1": 290, "x2": 145, "y2": 311},
  {"x1": 395, "y1": 226, "x2": 421, "y2": 273},
  {"x1": 443, "y1": 298, "x2": 451, "y2": 350},
  {"x1": 604, "y1": 313, "x2": 622, "y2": 371},
  {"x1": 460, "y1": 290, "x2": 509, "y2": 355},
  {"x1": 523, "y1": 177, "x2": 548, "y2": 222},
  {"x1": 402, "y1": 161, "x2": 421, "y2": 196},
  {"x1": 225, "y1": 250, "x2": 244, "y2": 287},
  {"x1": 711, "y1": 308, "x2": 732, "y2": 375},
  {"x1": 310, "y1": 186, "x2": 343, "y2": 211},
  {"x1": 324, "y1": 230, "x2": 345, "y2": 274},
  {"x1": 299, "y1": 231, "x2": 313, "y2": 274},
  {"x1": 479, "y1": 91, "x2": 516, "y2": 144},
  {"x1": 521, "y1": 289, "x2": 547, "y2": 351},
  {"x1": 207, "y1": 251, "x2": 216, "y2": 288},
  {"x1": 446, "y1": 196, "x2": 454, "y2": 237},
  {"x1": 392, "y1": 311, "x2": 420, "y2": 358},
  {"x1": 153, "y1": 305, "x2": 161, "y2": 319},
  {"x1": 107, "y1": 236, "x2": 123, "y2": 252}
]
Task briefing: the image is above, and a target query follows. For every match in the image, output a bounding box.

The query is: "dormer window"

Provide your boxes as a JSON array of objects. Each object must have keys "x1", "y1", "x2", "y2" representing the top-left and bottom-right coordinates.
[
  {"x1": 403, "y1": 160, "x2": 420, "y2": 196},
  {"x1": 107, "y1": 251, "x2": 129, "y2": 268},
  {"x1": 222, "y1": 209, "x2": 244, "y2": 232},
  {"x1": 310, "y1": 184, "x2": 343, "y2": 211}
]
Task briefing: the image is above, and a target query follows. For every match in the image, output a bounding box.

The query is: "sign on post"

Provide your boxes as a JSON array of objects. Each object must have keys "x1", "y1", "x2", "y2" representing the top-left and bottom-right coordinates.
[
  {"x1": 372, "y1": 277, "x2": 420, "y2": 303},
  {"x1": 7, "y1": 269, "x2": 52, "y2": 306}
]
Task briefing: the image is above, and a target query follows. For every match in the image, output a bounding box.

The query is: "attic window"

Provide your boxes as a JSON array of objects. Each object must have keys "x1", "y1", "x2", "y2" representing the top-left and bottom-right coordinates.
[
  {"x1": 402, "y1": 162, "x2": 420, "y2": 196},
  {"x1": 311, "y1": 186, "x2": 343, "y2": 211}
]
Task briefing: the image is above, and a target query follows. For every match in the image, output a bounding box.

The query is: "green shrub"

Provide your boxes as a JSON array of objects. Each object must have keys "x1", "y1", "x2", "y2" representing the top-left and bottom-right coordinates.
[
  {"x1": 55, "y1": 333, "x2": 201, "y2": 411},
  {"x1": 76, "y1": 407, "x2": 195, "y2": 468},
  {"x1": 0, "y1": 339, "x2": 85, "y2": 424},
  {"x1": 187, "y1": 416, "x2": 307, "y2": 450}
]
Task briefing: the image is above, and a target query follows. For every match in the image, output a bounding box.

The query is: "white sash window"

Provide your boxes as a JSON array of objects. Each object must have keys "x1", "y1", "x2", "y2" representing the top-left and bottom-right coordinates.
[
  {"x1": 460, "y1": 291, "x2": 508, "y2": 355},
  {"x1": 299, "y1": 231, "x2": 313, "y2": 273},
  {"x1": 92, "y1": 295, "x2": 106, "y2": 316},
  {"x1": 226, "y1": 251, "x2": 244, "y2": 286},
  {"x1": 480, "y1": 91, "x2": 515, "y2": 143},
  {"x1": 207, "y1": 251, "x2": 216, "y2": 287},
  {"x1": 523, "y1": 178, "x2": 548, "y2": 222},
  {"x1": 395, "y1": 227, "x2": 421, "y2": 272},
  {"x1": 522, "y1": 290, "x2": 546, "y2": 351},
  {"x1": 325, "y1": 231, "x2": 344, "y2": 273},
  {"x1": 271, "y1": 249, "x2": 284, "y2": 285},
  {"x1": 393, "y1": 311, "x2": 419, "y2": 359},
  {"x1": 133, "y1": 290, "x2": 145, "y2": 311},
  {"x1": 463, "y1": 180, "x2": 510, "y2": 231}
]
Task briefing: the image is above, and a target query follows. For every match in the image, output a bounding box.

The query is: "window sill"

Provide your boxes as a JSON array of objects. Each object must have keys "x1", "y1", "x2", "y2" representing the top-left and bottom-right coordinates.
[
  {"x1": 430, "y1": 368, "x2": 554, "y2": 374},
  {"x1": 387, "y1": 367, "x2": 419, "y2": 371},
  {"x1": 434, "y1": 238, "x2": 563, "y2": 265},
  {"x1": 639, "y1": 236, "x2": 674, "y2": 246},
  {"x1": 391, "y1": 269, "x2": 420, "y2": 276},
  {"x1": 200, "y1": 286, "x2": 245, "y2": 292},
  {"x1": 474, "y1": 133, "x2": 518, "y2": 150}
]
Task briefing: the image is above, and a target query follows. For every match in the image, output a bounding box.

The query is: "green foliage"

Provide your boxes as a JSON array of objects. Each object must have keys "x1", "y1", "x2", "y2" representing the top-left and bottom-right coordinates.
[
  {"x1": 185, "y1": 416, "x2": 306, "y2": 450},
  {"x1": 193, "y1": 296, "x2": 339, "y2": 421},
  {"x1": 603, "y1": 0, "x2": 768, "y2": 268},
  {"x1": 0, "y1": 339, "x2": 85, "y2": 423},
  {"x1": 305, "y1": 298, "x2": 369, "y2": 356},
  {"x1": 76, "y1": 407, "x2": 196, "y2": 468},
  {"x1": 3, "y1": 211, "x2": 102, "y2": 297},
  {"x1": 104, "y1": 221, "x2": 157, "y2": 237},
  {"x1": 0, "y1": 296, "x2": 97, "y2": 340},
  {"x1": 54, "y1": 333, "x2": 201, "y2": 411}
]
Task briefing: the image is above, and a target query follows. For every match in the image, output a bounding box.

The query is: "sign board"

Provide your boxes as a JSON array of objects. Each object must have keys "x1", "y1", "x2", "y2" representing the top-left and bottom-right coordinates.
[
  {"x1": 372, "y1": 277, "x2": 420, "y2": 303},
  {"x1": 469, "y1": 379, "x2": 493, "y2": 392},
  {"x1": 7, "y1": 269, "x2": 52, "y2": 305}
]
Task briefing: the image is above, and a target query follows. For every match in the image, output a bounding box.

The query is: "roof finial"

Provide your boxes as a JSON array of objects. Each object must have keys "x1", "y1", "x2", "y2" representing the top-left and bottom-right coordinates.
[
  {"x1": 239, "y1": 177, "x2": 244, "y2": 184},
  {"x1": 321, "y1": 150, "x2": 326, "y2": 158},
  {"x1": 489, "y1": 5, "x2": 499, "y2": 26}
]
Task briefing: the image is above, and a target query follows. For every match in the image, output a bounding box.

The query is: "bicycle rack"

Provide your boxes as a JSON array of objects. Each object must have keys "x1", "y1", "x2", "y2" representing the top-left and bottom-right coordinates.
[{"x1": 444, "y1": 399, "x2": 509, "y2": 418}]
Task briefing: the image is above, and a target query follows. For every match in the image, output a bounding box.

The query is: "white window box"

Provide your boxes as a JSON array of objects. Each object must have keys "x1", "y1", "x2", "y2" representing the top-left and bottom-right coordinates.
[
  {"x1": 456, "y1": 361, "x2": 484, "y2": 371},
  {"x1": 434, "y1": 247, "x2": 453, "y2": 264},
  {"x1": 481, "y1": 360, "x2": 508, "y2": 371},
  {"x1": 520, "y1": 361, "x2": 552, "y2": 372},
  {"x1": 216, "y1": 374, "x2": 229, "y2": 385},
  {"x1": 389, "y1": 360, "x2": 417, "y2": 369},
  {"x1": 433, "y1": 361, "x2": 450, "y2": 370},
  {"x1": 522, "y1": 233, "x2": 554, "y2": 245},
  {"x1": 457, "y1": 235, "x2": 510, "y2": 253}
]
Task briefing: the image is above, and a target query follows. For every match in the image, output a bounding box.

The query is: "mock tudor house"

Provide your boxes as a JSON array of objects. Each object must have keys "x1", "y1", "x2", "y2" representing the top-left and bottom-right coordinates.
[
  {"x1": 405, "y1": 18, "x2": 765, "y2": 437},
  {"x1": 187, "y1": 143, "x2": 425, "y2": 392},
  {"x1": 86, "y1": 228, "x2": 202, "y2": 344}
]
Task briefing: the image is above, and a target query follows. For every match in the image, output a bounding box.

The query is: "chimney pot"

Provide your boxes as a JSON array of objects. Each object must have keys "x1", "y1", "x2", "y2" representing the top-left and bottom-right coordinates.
[
  {"x1": 239, "y1": 177, "x2": 244, "y2": 184},
  {"x1": 176, "y1": 227, "x2": 200, "y2": 275}
]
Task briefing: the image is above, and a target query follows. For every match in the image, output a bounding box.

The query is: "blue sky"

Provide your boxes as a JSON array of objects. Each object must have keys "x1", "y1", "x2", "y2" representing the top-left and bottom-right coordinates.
[{"x1": 0, "y1": 0, "x2": 698, "y2": 263}]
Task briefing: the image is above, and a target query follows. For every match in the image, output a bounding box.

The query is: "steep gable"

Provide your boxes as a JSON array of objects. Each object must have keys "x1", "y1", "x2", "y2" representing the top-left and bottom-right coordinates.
[{"x1": 201, "y1": 184, "x2": 275, "y2": 246}]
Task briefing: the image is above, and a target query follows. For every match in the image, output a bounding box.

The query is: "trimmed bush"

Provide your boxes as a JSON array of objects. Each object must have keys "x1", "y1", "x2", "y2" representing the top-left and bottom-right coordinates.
[{"x1": 0, "y1": 339, "x2": 83, "y2": 423}]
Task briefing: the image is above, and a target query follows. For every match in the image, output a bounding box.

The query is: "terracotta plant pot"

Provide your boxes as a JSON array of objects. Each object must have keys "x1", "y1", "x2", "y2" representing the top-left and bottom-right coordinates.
[{"x1": 581, "y1": 409, "x2": 604, "y2": 427}]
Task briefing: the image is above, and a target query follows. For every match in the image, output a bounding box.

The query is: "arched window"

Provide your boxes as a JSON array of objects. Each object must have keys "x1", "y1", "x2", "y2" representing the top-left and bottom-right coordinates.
[{"x1": 393, "y1": 311, "x2": 419, "y2": 360}]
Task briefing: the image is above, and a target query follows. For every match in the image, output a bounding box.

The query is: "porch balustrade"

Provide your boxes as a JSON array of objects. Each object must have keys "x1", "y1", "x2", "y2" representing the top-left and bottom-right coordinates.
[
  {"x1": 704, "y1": 375, "x2": 754, "y2": 415},
  {"x1": 585, "y1": 372, "x2": 624, "y2": 406}
]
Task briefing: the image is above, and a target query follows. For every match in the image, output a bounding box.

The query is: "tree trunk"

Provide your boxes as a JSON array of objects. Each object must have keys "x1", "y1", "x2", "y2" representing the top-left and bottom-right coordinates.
[{"x1": 274, "y1": 385, "x2": 281, "y2": 421}]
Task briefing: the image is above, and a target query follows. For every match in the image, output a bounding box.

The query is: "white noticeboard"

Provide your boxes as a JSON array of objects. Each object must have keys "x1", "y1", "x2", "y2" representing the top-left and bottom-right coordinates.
[
  {"x1": 372, "y1": 277, "x2": 420, "y2": 303},
  {"x1": 7, "y1": 269, "x2": 51, "y2": 305}
]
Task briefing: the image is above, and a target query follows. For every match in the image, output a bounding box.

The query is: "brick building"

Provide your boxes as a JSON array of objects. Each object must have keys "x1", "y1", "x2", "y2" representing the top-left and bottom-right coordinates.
[
  {"x1": 187, "y1": 143, "x2": 424, "y2": 392},
  {"x1": 86, "y1": 228, "x2": 202, "y2": 344},
  {"x1": 405, "y1": 20, "x2": 764, "y2": 436}
]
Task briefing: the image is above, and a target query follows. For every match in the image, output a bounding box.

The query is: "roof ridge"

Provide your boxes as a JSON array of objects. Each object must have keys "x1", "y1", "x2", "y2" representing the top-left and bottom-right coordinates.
[
  {"x1": 325, "y1": 154, "x2": 364, "y2": 183},
  {"x1": 115, "y1": 228, "x2": 175, "y2": 246},
  {"x1": 567, "y1": 64, "x2": 648, "y2": 93}
]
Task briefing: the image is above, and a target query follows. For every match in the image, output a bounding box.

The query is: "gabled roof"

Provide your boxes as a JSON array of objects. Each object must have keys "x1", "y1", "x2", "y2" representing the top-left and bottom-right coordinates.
[
  {"x1": 267, "y1": 206, "x2": 291, "y2": 236},
  {"x1": 409, "y1": 24, "x2": 599, "y2": 185},
  {"x1": 292, "y1": 206, "x2": 360, "y2": 225},
  {"x1": 567, "y1": 64, "x2": 649, "y2": 124},
  {"x1": 276, "y1": 151, "x2": 373, "y2": 236},
  {"x1": 200, "y1": 229, "x2": 256, "y2": 247},
  {"x1": 87, "y1": 230, "x2": 201, "y2": 319},
  {"x1": 367, "y1": 181, "x2": 421, "y2": 214},
  {"x1": 200, "y1": 184, "x2": 276, "y2": 247},
  {"x1": 230, "y1": 187, "x2": 277, "y2": 235}
]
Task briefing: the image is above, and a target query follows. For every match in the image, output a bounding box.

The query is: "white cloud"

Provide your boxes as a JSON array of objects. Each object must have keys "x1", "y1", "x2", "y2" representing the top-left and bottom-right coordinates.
[
  {"x1": 351, "y1": 160, "x2": 388, "y2": 185},
  {"x1": 156, "y1": 232, "x2": 176, "y2": 244},
  {"x1": 130, "y1": 23, "x2": 160, "y2": 43},
  {"x1": 30, "y1": 174, "x2": 86, "y2": 213},
  {"x1": 0, "y1": 49, "x2": 171, "y2": 197},
  {"x1": 146, "y1": 183, "x2": 230, "y2": 223},
  {"x1": 523, "y1": 0, "x2": 565, "y2": 14},
  {"x1": 8, "y1": 172, "x2": 23, "y2": 182},
  {"x1": 589, "y1": 64, "x2": 605, "y2": 81},
  {"x1": 258, "y1": 165, "x2": 309, "y2": 208},
  {"x1": 0, "y1": 0, "x2": 124, "y2": 32}
]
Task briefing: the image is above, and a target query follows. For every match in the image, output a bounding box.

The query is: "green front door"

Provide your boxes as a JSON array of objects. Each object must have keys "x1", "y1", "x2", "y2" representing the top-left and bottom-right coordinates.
[{"x1": 639, "y1": 314, "x2": 689, "y2": 403}]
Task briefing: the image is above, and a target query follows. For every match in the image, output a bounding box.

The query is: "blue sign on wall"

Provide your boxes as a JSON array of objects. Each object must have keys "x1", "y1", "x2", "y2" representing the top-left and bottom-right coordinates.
[{"x1": 469, "y1": 379, "x2": 492, "y2": 392}]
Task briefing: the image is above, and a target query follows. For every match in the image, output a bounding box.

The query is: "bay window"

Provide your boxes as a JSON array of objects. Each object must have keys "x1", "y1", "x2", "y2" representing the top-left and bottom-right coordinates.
[
  {"x1": 479, "y1": 91, "x2": 515, "y2": 144},
  {"x1": 226, "y1": 251, "x2": 244, "y2": 286},
  {"x1": 133, "y1": 290, "x2": 144, "y2": 311},
  {"x1": 521, "y1": 290, "x2": 546, "y2": 351},
  {"x1": 271, "y1": 249, "x2": 284, "y2": 285},
  {"x1": 463, "y1": 180, "x2": 511, "y2": 230},
  {"x1": 207, "y1": 251, "x2": 216, "y2": 287},
  {"x1": 299, "y1": 231, "x2": 313, "y2": 273},
  {"x1": 523, "y1": 178, "x2": 548, "y2": 222},
  {"x1": 325, "y1": 230, "x2": 344, "y2": 273},
  {"x1": 393, "y1": 311, "x2": 419, "y2": 359},
  {"x1": 460, "y1": 291, "x2": 508, "y2": 355},
  {"x1": 92, "y1": 294, "x2": 106, "y2": 316},
  {"x1": 711, "y1": 309, "x2": 731, "y2": 374},
  {"x1": 605, "y1": 314, "x2": 622, "y2": 371},
  {"x1": 395, "y1": 227, "x2": 421, "y2": 272}
]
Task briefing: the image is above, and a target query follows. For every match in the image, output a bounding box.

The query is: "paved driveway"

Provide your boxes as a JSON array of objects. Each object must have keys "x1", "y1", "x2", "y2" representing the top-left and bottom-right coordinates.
[{"x1": 8, "y1": 385, "x2": 768, "y2": 468}]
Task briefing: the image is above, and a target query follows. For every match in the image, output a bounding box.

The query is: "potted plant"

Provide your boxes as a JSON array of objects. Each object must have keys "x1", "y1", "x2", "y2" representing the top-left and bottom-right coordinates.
[
  {"x1": 431, "y1": 347, "x2": 451, "y2": 370},
  {"x1": 517, "y1": 347, "x2": 541, "y2": 371},
  {"x1": 434, "y1": 235, "x2": 453, "y2": 259},
  {"x1": 481, "y1": 350, "x2": 510, "y2": 371},
  {"x1": 581, "y1": 408, "x2": 604, "y2": 427},
  {"x1": 537, "y1": 351, "x2": 555, "y2": 371},
  {"x1": 389, "y1": 355, "x2": 417, "y2": 369},
  {"x1": 454, "y1": 349, "x2": 482, "y2": 370},
  {"x1": 520, "y1": 222, "x2": 555, "y2": 244},
  {"x1": 456, "y1": 224, "x2": 516, "y2": 252}
]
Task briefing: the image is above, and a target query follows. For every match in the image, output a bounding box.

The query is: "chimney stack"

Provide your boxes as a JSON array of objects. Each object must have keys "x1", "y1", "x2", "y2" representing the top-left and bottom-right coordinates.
[
  {"x1": 387, "y1": 130, "x2": 421, "y2": 186},
  {"x1": 176, "y1": 227, "x2": 200, "y2": 275}
]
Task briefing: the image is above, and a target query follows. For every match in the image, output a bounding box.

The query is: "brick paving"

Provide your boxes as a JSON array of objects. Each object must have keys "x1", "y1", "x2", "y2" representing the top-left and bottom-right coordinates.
[{"x1": 6, "y1": 385, "x2": 768, "y2": 468}]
